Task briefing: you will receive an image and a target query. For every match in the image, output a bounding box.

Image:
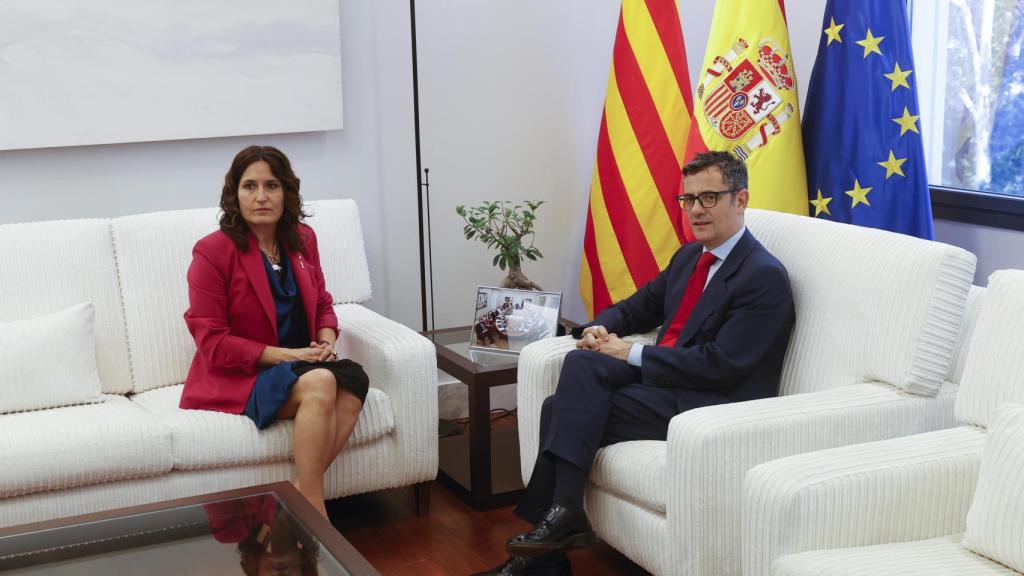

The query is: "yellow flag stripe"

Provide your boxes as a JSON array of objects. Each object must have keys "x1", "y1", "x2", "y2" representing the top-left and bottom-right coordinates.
[
  {"x1": 588, "y1": 165, "x2": 638, "y2": 303},
  {"x1": 622, "y1": 0, "x2": 689, "y2": 166},
  {"x1": 578, "y1": 253, "x2": 594, "y2": 318},
  {"x1": 604, "y1": 71, "x2": 679, "y2": 271}
]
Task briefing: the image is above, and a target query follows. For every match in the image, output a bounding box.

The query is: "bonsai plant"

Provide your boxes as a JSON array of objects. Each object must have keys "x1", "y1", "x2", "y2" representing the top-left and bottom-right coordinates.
[{"x1": 455, "y1": 200, "x2": 545, "y2": 290}]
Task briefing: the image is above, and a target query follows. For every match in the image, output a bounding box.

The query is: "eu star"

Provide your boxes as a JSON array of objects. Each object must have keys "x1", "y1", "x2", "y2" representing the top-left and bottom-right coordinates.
[
  {"x1": 845, "y1": 179, "x2": 873, "y2": 208},
  {"x1": 878, "y1": 150, "x2": 908, "y2": 179},
  {"x1": 884, "y1": 62, "x2": 913, "y2": 91},
  {"x1": 893, "y1": 107, "x2": 921, "y2": 136},
  {"x1": 824, "y1": 17, "x2": 844, "y2": 46},
  {"x1": 810, "y1": 189, "x2": 833, "y2": 217},
  {"x1": 856, "y1": 28, "x2": 885, "y2": 58}
]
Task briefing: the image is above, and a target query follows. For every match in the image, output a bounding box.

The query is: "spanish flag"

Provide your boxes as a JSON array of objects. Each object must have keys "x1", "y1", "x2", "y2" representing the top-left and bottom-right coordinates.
[
  {"x1": 579, "y1": 0, "x2": 694, "y2": 318},
  {"x1": 685, "y1": 0, "x2": 807, "y2": 237}
]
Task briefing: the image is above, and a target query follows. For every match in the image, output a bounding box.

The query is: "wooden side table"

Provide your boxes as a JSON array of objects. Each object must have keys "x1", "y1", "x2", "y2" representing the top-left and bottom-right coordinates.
[{"x1": 423, "y1": 326, "x2": 525, "y2": 510}]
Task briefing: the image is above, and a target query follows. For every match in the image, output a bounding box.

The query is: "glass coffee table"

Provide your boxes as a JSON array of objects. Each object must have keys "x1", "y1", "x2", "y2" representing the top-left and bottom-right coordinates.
[{"x1": 0, "y1": 482, "x2": 378, "y2": 575}]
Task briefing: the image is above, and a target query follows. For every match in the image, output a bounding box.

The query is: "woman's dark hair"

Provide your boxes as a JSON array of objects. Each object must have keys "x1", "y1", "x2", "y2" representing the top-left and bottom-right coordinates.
[{"x1": 219, "y1": 145, "x2": 308, "y2": 252}]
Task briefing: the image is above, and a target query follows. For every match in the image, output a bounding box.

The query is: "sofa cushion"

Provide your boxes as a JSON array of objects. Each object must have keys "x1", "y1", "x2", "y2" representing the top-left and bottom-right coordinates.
[
  {"x1": 956, "y1": 271, "x2": 1024, "y2": 428},
  {"x1": 0, "y1": 303, "x2": 103, "y2": 414},
  {"x1": 110, "y1": 207, "x2": 218, "y2": 393},
  {"x1": 130, "y1": 384, "x2": 395, "y2": 470},
  {"x1": 0, "y1": 219, "x2": 132, "y2": 394},
  {"x1": 589, "y1": 441, "x2": 666, "y2": 514},
  {"x1": 111, "y1": 200, "x2": 373, "y2": 393},
  {"x1": 774, "y1": 534, "x2": 1016, "y2": 576},
  {"x1": 962, "y1": 403, "x2": 1024, "y2": 572},
  {"x1": 0, "y1": 395, "x2": 173, "y2": 498},
  {"x1": 745, "y1": 209, "x2": 975, "y2": 397}
]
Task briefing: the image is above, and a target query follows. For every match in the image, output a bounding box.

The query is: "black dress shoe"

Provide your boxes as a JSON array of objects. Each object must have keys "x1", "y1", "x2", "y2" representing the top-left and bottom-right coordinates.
[
  {"x1": 470, "y1": 555, "x2": 572, "y2": 576},
  {"x1": 505, "y1": 504, "x2": 597, "y2": 557}
]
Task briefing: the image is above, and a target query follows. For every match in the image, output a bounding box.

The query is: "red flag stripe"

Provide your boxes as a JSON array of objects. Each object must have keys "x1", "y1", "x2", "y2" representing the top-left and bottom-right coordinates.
[
  {"x1": 679, "y1": 119, "x2": 709, "y2": 243},
  {"x1": 596, "y1": 115, "x2": 662, "y2": 286},
  {"x1": 643, "y1": 0, "x2": 694, "y2": 111},
  {"x1": 583, "y1": 207, "x2": 613, "y2": 313},
  {"x1": 612, "y1": 17, "x2": 685, "y2": 242}
]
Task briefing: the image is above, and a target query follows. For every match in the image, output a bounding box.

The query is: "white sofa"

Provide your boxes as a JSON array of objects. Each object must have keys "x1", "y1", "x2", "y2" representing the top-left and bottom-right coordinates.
[
  {"x1": 516, "y1": 209, "x2": 981, "y2": 576},
  {"x1": 0, "y1": 199, "x2": 437, "y2": 528},
  {"x1": 743, "y1": 269, "x2": 1024, "y2": 576}
]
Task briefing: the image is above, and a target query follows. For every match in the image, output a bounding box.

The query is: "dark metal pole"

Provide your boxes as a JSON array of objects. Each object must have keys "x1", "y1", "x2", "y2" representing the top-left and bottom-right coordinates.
[
  {"x1": 410, "y1": 0, "x2": 428, "y2": 331},
  {"x1": 424, "y1": 168, "x2": 435, "y2": 331}
]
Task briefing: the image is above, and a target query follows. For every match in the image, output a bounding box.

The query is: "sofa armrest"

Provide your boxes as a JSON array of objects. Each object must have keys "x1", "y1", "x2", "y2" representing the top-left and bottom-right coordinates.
[
  {"x1": 741, "y1": 427, "x2": 985, "y2": 576},
  {"x1": 335, "y1": 304, "x2": 438, "y2": 481},
  {"x1": 665, "y1": 382, "x2": 959, "y2": 576},
  {"x1": 517, "y1": 335, "x2": 578, "y2": 483},
  {"x1": 517, "y1": 329, "x2": 661, "y2": 482}
]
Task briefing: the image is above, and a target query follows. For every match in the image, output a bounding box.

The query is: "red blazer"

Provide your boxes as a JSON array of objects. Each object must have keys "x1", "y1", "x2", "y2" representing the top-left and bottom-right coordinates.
[{"x1": 180, "y1": 224, "x2": 338, "y2": 413}]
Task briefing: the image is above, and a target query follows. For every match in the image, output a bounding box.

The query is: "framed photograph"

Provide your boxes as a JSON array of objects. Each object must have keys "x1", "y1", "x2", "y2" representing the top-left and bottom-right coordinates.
[{"x1": 469, "y1": 287, "x2": 562, "y2": 355}]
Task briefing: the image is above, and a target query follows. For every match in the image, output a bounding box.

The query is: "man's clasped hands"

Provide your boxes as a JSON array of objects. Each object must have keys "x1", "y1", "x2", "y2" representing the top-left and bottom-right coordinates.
[{"x1": 575, "y1": 325, "x2": 634, "y2": 361}]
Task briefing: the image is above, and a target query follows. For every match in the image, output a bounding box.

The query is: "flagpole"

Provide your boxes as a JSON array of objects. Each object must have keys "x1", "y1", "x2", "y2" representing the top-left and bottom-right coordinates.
[{"x1": 410, "y1": 0, "x2": 429, "y2": 331}]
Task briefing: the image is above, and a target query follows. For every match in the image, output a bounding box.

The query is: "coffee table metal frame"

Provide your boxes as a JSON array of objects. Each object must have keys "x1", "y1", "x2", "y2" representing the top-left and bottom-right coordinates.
[{"x1": 0, "y1": 482, "x2": 379, "y2": 575}]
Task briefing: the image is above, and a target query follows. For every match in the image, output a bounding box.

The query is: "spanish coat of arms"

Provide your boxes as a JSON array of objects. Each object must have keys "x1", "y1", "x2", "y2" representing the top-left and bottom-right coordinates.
[{"x1": 696, "y1": 38, "x2": 797, "y2": 160}]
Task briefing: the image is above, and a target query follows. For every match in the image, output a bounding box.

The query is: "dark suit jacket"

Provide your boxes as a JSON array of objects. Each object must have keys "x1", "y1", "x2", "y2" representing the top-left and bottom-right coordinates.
[{"x1": 572, "y1": 229, "x2": 795, "y2": 411}]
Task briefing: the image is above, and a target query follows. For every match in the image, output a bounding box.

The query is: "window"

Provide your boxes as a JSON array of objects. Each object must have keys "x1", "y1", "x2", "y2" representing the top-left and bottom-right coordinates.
[{"x1": 914, "y1": 0, "x2": 1024, "y2": 197}]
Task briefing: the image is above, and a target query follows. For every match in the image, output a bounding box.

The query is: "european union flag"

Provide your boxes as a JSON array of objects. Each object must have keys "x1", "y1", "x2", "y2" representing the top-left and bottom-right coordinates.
[{"x1": 803, "y1": 0, "x2": 933, "y2": 239}]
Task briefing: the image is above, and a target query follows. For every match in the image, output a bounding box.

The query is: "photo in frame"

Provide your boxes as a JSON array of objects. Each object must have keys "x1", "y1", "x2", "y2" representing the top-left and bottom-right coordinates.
[{"x1": 469, "y1": 286, "x2": 562, "y2": 355}]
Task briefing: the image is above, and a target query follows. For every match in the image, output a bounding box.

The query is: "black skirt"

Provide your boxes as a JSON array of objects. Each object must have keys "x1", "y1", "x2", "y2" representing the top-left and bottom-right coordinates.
[{"x1": 244, "y1": 359, "x2": 369, "y2": 429}]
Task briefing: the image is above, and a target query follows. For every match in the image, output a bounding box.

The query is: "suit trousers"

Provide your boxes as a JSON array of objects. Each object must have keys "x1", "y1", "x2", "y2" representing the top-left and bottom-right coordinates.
[{"x1": 515, "y1": 349, "x2": 681, "y2": 522}]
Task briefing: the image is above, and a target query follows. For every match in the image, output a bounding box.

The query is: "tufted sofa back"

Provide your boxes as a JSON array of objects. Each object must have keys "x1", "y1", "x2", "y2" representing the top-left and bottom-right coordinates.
[
  {"x1": 110, "y1": 199, "x2": 371, "y2": 393},
  {"x1": 954, "y1": 270, "x2": 1024, "y2": 429},
  {"x1": 745, "y1": 209, "x2": 976, "y2": 397},
  {"x1": 0, "y1": 219, "x2": 132, "y2": 394}
]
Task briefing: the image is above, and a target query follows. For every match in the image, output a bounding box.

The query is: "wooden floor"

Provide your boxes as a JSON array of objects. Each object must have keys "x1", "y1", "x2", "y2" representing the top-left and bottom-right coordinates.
[{"x1": 327, "y1": 482, "x2": 651, "y2": 576}]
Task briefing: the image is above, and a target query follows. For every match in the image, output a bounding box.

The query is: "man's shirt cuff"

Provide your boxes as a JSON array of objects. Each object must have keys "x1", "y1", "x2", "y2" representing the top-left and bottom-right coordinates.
[{"x1": 627, "y1": 343, "x2": 644, "y2": 367}]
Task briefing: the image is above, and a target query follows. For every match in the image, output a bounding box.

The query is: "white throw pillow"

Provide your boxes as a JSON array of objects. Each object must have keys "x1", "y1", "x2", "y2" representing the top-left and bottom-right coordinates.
[
  {"x1": 961, "y1": 402, "x2": 1024, "y2": 572},
  {"x1": 0, "y1": 303, "x2": 103, "y2": 414}
]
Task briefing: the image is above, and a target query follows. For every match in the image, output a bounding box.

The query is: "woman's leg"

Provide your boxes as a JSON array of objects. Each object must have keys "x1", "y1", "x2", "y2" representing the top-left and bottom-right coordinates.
[
  {"x1": 276, "y1": 368, "x2": 337, "y2": 517},
  {"x1": 324, "y1": 387, "x2": 363, "y2": 469}
]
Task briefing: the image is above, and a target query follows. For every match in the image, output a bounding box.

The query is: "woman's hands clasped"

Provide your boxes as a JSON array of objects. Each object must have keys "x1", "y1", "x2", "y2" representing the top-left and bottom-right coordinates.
[
  {"x1": 308, "y1": 340, "x2": 337, "y2": 362},
  {"x1": 259, "y1": 343, "x2": 337, "y2": 366}
]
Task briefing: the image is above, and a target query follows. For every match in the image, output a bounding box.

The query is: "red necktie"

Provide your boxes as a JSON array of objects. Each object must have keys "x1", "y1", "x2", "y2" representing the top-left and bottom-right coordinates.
[{"x1": 658, "y1": 251, "x2": 717, "y2": 347}]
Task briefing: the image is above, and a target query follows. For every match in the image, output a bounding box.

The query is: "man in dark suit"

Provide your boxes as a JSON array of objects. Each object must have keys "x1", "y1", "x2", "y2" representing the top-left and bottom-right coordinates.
[{"x1": 473, "y1": 152, "x2": 796, "y2": 576}]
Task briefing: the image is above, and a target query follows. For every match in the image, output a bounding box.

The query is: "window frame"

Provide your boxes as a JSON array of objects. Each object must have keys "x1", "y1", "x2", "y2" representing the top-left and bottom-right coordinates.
[{"x1": 931, "y1": 186, "x2": 1024, "y2": 231}]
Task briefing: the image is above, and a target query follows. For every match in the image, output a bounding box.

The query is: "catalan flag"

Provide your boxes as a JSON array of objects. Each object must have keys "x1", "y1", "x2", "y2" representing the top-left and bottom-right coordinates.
[
  {"x1": 803, "y1": 0, "x2": 933, "y2": 238},
  {"x1": 579, "y1": 0, "x2": 695, "y2": 318},
  {"x1": 685, "y1": 0, "x2": 808, "y2": 233}
]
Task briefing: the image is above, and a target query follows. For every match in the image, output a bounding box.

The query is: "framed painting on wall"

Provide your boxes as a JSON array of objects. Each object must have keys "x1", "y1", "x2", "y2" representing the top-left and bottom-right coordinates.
[{"x1": 0, "y1": 0, "x2": 343, "y2": 151}]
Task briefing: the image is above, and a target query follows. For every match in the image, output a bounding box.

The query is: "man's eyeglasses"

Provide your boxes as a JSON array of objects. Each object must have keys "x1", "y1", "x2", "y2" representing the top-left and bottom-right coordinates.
[{"x1": 676, "y1": 189, "x2": 739, "y2": 211}]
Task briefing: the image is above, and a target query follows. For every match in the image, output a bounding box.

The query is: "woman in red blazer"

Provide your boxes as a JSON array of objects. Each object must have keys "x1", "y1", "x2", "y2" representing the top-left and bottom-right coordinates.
[{"x1": 181, "y1": 145, "x2": 368, "y2": 518}]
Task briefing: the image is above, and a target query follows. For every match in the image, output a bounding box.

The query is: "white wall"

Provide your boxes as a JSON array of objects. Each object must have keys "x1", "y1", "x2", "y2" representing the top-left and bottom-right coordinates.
[{"x1": 0, "y1": 0, "x2": 422, "y2": 327}]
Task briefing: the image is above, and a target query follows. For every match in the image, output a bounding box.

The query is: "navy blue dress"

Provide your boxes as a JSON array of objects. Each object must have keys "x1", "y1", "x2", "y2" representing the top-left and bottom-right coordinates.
[{"x1": 244, "y1": 248, "x2": 368, "y2": 429}]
